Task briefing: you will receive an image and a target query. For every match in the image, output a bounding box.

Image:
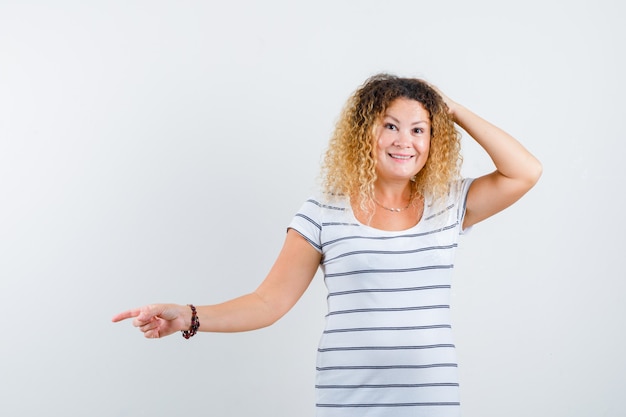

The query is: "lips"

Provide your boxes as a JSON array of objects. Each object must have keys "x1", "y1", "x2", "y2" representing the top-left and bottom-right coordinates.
[{"x1": 389, "y1": 153, "x2": 414, "y2": 160}]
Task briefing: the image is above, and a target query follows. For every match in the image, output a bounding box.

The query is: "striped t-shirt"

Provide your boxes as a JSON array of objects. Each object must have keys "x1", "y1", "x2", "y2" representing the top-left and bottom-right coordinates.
[{"x1": 288, "y1": 178, "x2": 473, "y2": 417}]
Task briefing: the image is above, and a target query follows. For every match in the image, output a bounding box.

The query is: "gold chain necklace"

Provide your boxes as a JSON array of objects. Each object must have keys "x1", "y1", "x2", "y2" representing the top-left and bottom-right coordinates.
[{"x1": 373, "y1": 191, "x2": 413, "y2": 213}]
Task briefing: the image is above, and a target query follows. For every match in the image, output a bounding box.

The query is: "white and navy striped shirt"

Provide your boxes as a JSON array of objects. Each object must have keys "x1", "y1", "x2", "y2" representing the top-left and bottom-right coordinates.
[{"x1": 288, "y1": 178, "x2": 473, "y2": 417}]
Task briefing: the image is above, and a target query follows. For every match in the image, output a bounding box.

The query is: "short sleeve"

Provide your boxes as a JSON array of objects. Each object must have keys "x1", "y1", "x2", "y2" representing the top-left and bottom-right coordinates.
[
  {"x1": 287, "y1": 197, "x2": 324, "y2": 253},
  {"x1": 456, "y1": 178, "x2": 475, "y2": 235}
]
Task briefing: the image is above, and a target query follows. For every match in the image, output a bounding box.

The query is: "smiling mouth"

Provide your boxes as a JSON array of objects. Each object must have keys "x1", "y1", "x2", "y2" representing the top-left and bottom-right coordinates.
[{"x1": 389, "y1": 153, "x2": 414, "y2": 160}]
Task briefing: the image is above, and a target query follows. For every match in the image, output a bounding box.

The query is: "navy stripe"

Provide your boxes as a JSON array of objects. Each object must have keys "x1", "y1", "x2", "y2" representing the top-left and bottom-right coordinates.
[
  {"x1": 316, "y1": 363, "x2": 457, "y2": 371},
  {"x1": 423, "y1": 203, "x2": 455, "y2": 221},
  {"x1": 324, "y1": 324, "x2": 451, "y2": 334},
  {"x1": 321, "y1": 223, "x2": 458, "y2": 248},
  {"x1": 289, "y1": 228, "x2": 322, "y2": 251},
  {"x1": 318, "y1": 344, "x2": 455, "y2": 353},
  {"x1": 323, "y1": 244, "x2": 458, "y2": 264},
  {"x1": 317, "y1": 402, "x2": 460, "y2": 408},
  {"x1": 322, "y1": 222, "x2": 360, "y2": 227},
  {"x1": 301, "y1": 235, "x2": 322, "y2": 251},
  {"x1": 325, "y1": 264, "x2": 453, "y2": 278},
  {"x1": 306, "y1": 198, "x2": 346, "y2": 211},
  {"x1": 327, "y1": 305, "x2": 449, "y2": 316},
  {"x1": 316, "y1": 382, "x2": 459, "y2": 389},
  {"x1": 294, "y1": 212, "x2": 321, "y2": 230},
  {"x1": 328, "y1": 285, "x2": 450, "y2": 298}
]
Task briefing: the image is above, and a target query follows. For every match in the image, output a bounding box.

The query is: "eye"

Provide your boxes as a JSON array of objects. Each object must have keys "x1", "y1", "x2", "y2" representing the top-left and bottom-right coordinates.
[
  {"x1": 413, "y1": 127, "x2": 424, "y2": 134},
  {"x1": 384, "y1": 123, "x2": 398, "y2": 131}
]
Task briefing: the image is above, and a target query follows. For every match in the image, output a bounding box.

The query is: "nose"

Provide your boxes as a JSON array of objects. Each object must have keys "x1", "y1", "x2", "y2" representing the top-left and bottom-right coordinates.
[{"x1": 393, "y1": 130, "x2": 411, "y2": 148}]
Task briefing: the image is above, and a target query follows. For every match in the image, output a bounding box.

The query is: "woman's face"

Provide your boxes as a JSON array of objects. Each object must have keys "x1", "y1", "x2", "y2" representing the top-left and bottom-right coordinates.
[{"x1": 373, "y1": 97, "x2": 431, "y2": 182}]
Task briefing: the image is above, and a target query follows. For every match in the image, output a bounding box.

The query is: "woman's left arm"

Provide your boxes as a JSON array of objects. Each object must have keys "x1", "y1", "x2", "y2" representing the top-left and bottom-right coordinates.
[{"x1": 441, "y1": 93, "x2": 542, "y2": 228}]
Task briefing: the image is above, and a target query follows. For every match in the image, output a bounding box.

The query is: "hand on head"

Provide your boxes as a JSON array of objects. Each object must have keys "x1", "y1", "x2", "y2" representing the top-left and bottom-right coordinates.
[
  {"x1": 112, "y1": 304, "x2": 186, "y2": 339},
  {"x1": 426, "y1": 83, "x2": 458, "y2": 116}
]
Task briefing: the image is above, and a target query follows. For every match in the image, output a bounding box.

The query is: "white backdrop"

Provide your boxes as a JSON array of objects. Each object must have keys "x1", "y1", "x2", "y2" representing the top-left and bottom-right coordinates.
[{"x1": 1, "y1": 1, "x2": 624, "y2": 416}]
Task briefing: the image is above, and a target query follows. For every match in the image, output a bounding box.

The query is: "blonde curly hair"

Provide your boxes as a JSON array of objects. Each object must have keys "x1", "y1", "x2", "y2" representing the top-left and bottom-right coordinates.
[{"x1": 321, "y1": 73, "x2": 462, "y2": 211}]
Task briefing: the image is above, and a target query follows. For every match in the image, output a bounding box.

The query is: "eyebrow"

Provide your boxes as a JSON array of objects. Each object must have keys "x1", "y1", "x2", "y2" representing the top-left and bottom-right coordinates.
[{"x1": 384, "y1": 114, "x2": 429, "y2": 125}]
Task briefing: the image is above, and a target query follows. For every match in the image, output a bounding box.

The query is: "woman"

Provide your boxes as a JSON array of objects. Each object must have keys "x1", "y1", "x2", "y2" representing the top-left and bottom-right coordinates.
[{"x1": 113, "y1": 74, "x2": 542, "y2": 416}]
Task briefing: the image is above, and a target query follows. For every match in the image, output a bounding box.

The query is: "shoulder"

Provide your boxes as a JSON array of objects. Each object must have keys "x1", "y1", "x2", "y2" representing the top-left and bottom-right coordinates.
[
  {"x1": 289, "y1": 193, "x2": 351, "y2": 253},
  {"x1": 425, "y1": 178, "x2": 473, "y2": 209},
  {"x1": 423, "y1": 178, "x2": 474, "y2": 228},
  {"x1": 297, "y1": 192, "x2": 350, "y2": 215},
  {"x1": 449, "y1": 178, "x2": 474, "y2": 202}
]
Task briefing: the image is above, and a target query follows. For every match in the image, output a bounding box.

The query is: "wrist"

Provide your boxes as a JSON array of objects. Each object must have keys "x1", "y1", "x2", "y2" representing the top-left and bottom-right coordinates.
[
  {"x1": 180, "y1": 304, "x2": 192, "y2": 328},
  {"x1": 181, "y1": 304, "x2": 200, "y2": 339},
  {"x1": 447, "y1": 102, "x2": 469, "y2": 126}
]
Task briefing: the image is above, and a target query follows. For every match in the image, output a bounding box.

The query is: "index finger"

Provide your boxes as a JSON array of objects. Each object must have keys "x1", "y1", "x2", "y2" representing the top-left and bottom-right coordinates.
[{"x1": 111, "y1": 308, "x2": 141, "y2": 323}]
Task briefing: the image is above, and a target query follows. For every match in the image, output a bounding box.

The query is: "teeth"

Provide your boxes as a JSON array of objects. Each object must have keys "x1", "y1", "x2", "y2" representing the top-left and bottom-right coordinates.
[{"x1": 390, "y1": 154, "x2": 412, "y2": 160}]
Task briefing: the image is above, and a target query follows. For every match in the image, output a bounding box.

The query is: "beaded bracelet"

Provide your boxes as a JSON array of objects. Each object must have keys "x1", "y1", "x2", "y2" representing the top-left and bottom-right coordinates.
[{"x1": 182, "y1": 304, "x2": 200, "y2": 339}]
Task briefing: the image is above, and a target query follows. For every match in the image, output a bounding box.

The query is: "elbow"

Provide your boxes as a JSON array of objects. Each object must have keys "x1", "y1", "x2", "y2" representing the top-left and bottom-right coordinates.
[
  {"x1": 528, "y1": 158, "x2": 543, "y2": 187},
  {"x1": 517, "y1": 155, "x2": 542, "y2": 189},
  {"x1": 253, "y1": 290, "x2": 291, "y2": 328},
  {"x1": 510, "y1": 158, "x2": 542, "y2": 197}
]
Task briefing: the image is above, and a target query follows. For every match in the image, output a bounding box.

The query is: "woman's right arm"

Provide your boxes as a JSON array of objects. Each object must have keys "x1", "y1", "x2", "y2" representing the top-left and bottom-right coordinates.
[{"x1": 111, "y1": 229, "x2": 321, "y2": 338}]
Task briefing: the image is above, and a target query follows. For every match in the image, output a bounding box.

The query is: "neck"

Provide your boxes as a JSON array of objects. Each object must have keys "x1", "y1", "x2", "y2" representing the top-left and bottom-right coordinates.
[{"x1": 373, "y1": 184, "x2": 414, "y2": 213}]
